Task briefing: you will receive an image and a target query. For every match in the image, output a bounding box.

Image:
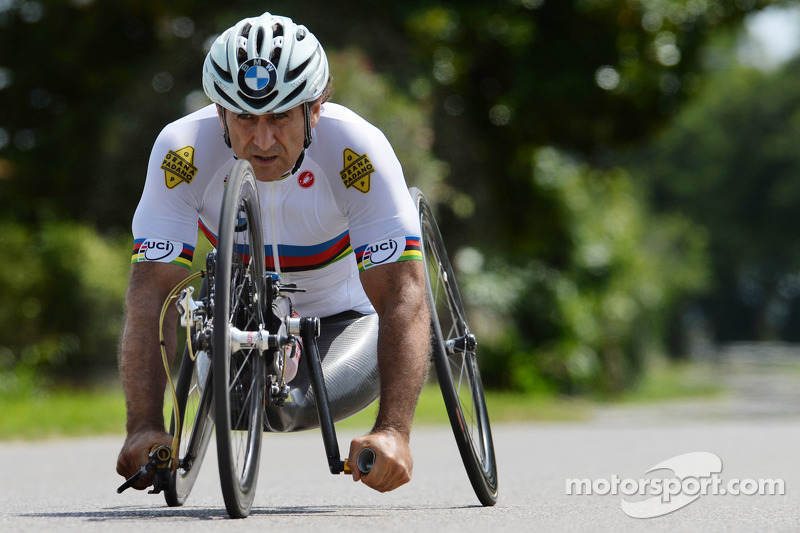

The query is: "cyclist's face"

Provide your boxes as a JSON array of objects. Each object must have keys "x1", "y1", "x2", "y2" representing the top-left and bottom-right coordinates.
[{"x1": 222, "y1": 102, "x2": 321, "y2": 182}]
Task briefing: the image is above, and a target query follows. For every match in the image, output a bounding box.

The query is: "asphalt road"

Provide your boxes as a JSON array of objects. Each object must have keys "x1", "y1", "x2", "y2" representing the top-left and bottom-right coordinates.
[{"x1": 2, "y1": 348, "x2": 800, "y2": 532}]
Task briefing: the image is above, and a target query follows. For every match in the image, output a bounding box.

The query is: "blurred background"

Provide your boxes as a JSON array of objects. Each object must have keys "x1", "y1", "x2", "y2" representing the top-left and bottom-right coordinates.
[{"x1": 3, "y1": 0, "x2": 800, "y2": 400}]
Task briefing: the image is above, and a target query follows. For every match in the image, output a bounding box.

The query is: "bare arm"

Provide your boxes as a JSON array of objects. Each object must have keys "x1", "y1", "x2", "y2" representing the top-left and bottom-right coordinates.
[
  {"x1": 349, "y1": 260, "x2": 431, "y2": 492},
  {"x1": 116, "y1": 261, "x2": 188, "y2": 487}
]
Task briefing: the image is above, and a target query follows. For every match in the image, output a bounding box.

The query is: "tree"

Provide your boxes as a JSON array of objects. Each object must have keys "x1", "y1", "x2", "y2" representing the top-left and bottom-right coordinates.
[
  {"x1": 631, "y1": 55, "x2": 800, "y2": 342},
  {"x1": 0, "y1": 0, "x2": 789, "y2": 392}
]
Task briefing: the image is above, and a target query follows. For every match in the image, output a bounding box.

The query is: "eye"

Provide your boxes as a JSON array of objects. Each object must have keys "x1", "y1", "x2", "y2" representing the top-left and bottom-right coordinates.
[
  {"x1": 272, "y1": 112, "x2": 289, "y2": 120},
  {"x1": 236, "y1": 112, "x2": 255, "y2": 121}
]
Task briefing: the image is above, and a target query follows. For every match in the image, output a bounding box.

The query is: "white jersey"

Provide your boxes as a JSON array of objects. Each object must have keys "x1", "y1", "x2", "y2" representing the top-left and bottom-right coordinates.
[{"x1": 131, "y1": 103, "x2": 422, "y2": 318}]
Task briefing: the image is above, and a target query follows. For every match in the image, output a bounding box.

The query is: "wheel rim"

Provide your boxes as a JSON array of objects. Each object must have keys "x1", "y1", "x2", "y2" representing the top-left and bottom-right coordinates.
[
  {"x1": 214, "y1": 161, "x2": 266, "y2": 517},
  {"x1": 418, "y1": 193, "x2": 498, "y2": 502},
  {"x1": 424, "y1": 218, "x2": 490, "y2": 467}
]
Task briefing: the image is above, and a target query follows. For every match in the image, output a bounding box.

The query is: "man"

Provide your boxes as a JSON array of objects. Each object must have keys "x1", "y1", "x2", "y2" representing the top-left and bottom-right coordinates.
[{"x1": 116, "y1": 12, "x2": 430, "y2": 494}]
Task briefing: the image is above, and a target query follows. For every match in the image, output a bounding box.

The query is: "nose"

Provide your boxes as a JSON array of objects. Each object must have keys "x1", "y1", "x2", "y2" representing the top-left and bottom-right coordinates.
[{"x1": 252, "y1": 116, "x2": 276, "y2": 150}]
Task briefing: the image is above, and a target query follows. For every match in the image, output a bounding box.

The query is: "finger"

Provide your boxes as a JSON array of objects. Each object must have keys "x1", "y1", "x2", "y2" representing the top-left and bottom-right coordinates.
[
  {"x1": 347, "y1": 440, "x2": 363, "y2": 482},
  {"x1": 371, "y1": 466, "x2": 403, "y2": 493},
  {"x1": 116, "y1": 454, "x2": 141, "y2": 479},
  {"x1": 370, "y1": 456, "x2": 412, "y2": 492},
  {"x1": 361, "y1": 456, "x2": 399, "y2": 492},
  {"x1": 133, "y1": 472, "x2": 155, "y2": 491}
]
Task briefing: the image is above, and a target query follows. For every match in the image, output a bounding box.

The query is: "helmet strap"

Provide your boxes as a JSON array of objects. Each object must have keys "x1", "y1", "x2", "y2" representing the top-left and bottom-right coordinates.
[
  {"x1": 286, "y1": 102, "x2": 313, "y2": 176},
  {"x1": 220, "y1": 107, "x2": 232, "y2": 149},
  {"x1": 303, "y1": 101, "x2": 313, "y2": 149}
]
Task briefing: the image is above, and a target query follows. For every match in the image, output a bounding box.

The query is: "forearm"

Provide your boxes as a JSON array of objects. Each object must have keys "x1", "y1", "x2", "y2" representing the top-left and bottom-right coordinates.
[
  {"x1": 119, "y1": 309, "x2": 177, "y2": 434},
  {"x1": 372, "y1": 291, "x2": 431, "y2": 439},
  {"x1": 118, "y1": 263, "x2": 184, "y2": 434}
]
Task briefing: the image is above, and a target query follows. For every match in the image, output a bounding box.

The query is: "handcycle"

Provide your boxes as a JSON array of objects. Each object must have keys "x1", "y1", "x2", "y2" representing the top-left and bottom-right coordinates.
[{"x1": 118, "y1": 159, "x2": 498, "y2": 517}]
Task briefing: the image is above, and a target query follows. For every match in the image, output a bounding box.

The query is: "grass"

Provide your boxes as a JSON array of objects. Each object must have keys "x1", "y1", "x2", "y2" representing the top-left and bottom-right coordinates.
[
  {"x1": 0, "y1": 383, "x2": 589, "y2": 441},
  {"x1": 331, "y1": 383, "x2": 591, "y2": 430},
  {"x1": 0, "y1": 386, "x2": 128, "y2": 440},
  {"x1": 0, "y1": 360, "x2": 721, "y2": 441},
  {"x1": 611, "y1": 360, "x2": 723, "y2": 404}
]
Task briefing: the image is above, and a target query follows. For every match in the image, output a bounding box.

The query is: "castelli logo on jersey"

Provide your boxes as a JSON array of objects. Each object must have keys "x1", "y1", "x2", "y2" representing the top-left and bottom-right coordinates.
[{"x1": 298, "y1": 171, "x2": 315, "y2": 188}]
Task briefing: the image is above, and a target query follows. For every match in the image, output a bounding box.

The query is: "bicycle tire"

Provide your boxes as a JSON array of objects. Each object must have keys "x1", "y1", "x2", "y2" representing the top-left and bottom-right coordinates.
[
  {"x1": 411, "y1": 187, "x2": 498, "y2": 506},
  {"x1": 214, "y1": 160, "x2": 267, "y2": 518},
  {"x1": 164, "y1": 328, "x2": 214, "y2": 507}
]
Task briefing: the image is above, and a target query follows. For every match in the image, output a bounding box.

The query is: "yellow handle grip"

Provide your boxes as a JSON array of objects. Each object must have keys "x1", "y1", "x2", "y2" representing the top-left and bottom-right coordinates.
[{"x1": 343, "y1": 448, "x2": 375, "y2": 475}]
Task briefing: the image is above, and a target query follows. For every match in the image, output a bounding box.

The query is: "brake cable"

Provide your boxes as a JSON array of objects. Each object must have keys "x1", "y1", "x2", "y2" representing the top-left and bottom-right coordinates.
[{"x1": 158, "y1": 269, "x2": 207, "y2": 463}]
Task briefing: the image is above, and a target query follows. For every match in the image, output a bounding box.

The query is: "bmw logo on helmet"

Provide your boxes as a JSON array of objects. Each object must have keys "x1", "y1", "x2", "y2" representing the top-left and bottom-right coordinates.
[{"x1": 237, "y1": 58, "x2": 277, "y2": 98}]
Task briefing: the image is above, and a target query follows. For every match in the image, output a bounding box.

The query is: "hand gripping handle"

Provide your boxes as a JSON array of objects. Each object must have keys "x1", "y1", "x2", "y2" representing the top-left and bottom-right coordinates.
[
  {"x1": 117, "y1": 445, "x2": 172, "y2": 494},
  {"x1": 343, "y1": 448, "x2": 376, "y2": 475}
]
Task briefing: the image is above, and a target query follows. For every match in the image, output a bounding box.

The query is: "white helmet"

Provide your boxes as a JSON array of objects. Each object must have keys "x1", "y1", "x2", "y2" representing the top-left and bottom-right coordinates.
[{"x1": 202, "y1": 13, "x2": 329, "y2": 114}]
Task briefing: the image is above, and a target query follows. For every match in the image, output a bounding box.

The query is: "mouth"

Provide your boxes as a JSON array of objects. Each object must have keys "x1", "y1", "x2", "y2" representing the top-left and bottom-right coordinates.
[{"x1": 252, "y1": 154, "x2": 278, "y2": 166}]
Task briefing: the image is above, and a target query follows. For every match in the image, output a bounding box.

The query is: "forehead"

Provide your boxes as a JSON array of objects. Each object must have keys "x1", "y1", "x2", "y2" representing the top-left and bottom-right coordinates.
[
  {"x1": 234, "y1": 105, "x2": 301, "y2": 117},
  {"x1": 216, "y1": 102, "x2": 303, "y2": 119}
]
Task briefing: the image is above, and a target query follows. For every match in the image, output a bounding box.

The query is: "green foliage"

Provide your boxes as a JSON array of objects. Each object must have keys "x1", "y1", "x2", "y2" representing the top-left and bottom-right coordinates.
[
  {"x1": 463, "y1": 148, "x2": 709, "y2": 394},
  {"x1": 0, "y1": 42, "x2": 446, "y2": 389},
  {"x1": 0, "y1": 386, "x2": 128, "y2": 439},
  {"x1": 0, "y1": 220, "x2": 130, "y2": 394},
  {"x1": 631, "y1": 54, "x2": 800, "y2": 341},
  {"x1": 0, "y1": 0, "x2": 784, "y2": 398},
  {"x1": 327, "y1": 49, "x2": 457, "y2": 206}
]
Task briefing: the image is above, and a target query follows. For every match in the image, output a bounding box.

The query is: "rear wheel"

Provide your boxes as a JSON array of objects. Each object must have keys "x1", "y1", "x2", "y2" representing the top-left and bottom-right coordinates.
[
  {"x1": 164, "y1": 319, "x2": 214, "y2": 507},
  {"x1": 412, "y1": 187, "x2": 498, "y2": 506},
  {"x1": 213, "y1": 160, "x2": 267, "y2": 518}
]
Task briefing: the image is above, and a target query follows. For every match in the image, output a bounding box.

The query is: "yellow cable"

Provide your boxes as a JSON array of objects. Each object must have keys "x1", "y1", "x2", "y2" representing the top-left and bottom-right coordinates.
[{"x1": 158, "y1": 269, "x2": 206, "y2": 465}]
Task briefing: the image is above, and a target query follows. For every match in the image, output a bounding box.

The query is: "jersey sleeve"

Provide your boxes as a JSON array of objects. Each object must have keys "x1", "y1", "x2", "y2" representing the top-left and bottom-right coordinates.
[
  {"x1": 323, "y1": 108, "x2": 422, "y2": 272},
  {"x1": 131, "y1": 115, "x2": 209, "y2": 268}
]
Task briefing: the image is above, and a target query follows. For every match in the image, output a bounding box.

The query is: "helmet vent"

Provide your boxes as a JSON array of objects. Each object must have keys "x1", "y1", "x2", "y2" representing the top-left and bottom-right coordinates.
[
  {"x1": 286, "y1": 57, "x2": 311, "y2": 82},
  {"x1": 237, "y1": 24, "x2": 252, "y2": 64},
  {"x1": 277, "y1": 82, "x2": 307, "y2": 109},
  {"x1": 270, "y1": 37, "x2": 283, "y2": 65},
  {"x1": 238, "y1": 89, "x2": 279, "y2": 110},
  {"x1": 237, "y1": 45, "x2": 248, "y2": 64},
  {"x1": 211, "y1": 58, "x2": 233, "y2": 83},
  {"x1": 214, "y1": 82, "x2": 242, "y2": 111},
  {"x1": 255, "y1": 27, "x2": 266, "y2": 55}
]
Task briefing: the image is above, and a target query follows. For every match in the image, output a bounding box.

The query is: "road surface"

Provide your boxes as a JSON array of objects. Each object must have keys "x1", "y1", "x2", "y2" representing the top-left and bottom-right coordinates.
[{"x1": 2, "y1": 347, "x2": 800, "y2": 532}]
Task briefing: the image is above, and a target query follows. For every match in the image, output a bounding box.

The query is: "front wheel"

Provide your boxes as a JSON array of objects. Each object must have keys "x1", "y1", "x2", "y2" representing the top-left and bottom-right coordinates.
[
  {"x1": 411, "y1": 187, "x2": 498, "y2": 506},
  {"x1": 213, "y1": 160, "x2": 267, "y2": 518}
]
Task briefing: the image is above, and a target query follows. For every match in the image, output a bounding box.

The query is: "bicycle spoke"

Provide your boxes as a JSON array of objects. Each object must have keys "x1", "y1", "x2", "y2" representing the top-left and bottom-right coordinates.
[{"x1": 166, "y1": 310, "x2": 214, "y2": 507}]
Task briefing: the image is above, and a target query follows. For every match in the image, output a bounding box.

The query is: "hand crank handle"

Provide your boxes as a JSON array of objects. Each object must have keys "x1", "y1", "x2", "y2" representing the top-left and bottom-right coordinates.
[
  {"x1": 342, "y1": 448, "x2": 376, "y2": 475},
  {"x1": 117, "y1": 445, "x2": 172, "y2": 494}
]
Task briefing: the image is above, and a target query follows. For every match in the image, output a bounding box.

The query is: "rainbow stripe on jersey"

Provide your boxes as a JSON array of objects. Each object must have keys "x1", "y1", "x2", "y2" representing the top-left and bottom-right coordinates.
[
  {"x1": 354, "y1": 236, "x2": 422, "y2": 272},
  {"x1": 198, "y1": 219, "x2": 353, "y2": 272},
  {"x1": 131, "y1": 239, "x2": 194, "y2": 268}
]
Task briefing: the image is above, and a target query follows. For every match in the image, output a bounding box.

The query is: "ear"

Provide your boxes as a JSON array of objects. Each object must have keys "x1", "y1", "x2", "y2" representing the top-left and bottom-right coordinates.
[
  {"x1": 215, "y1": 104, "x2": 232, "y2": 149},
  {"x1": 216, "y1": 104, "x2": 226, "y2": 129},
  {"x1": 309, "y1": 99, "x2": 322, "y2": 128}
]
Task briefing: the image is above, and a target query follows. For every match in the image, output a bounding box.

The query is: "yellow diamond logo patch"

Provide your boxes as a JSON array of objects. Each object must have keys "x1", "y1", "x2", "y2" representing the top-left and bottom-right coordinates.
[
  {"x1": 340, "y1": 148, "x2": 374, "y2": 193},
  {"x1": 162, "y1": 146, "x2": 198, "y2": 189}
]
